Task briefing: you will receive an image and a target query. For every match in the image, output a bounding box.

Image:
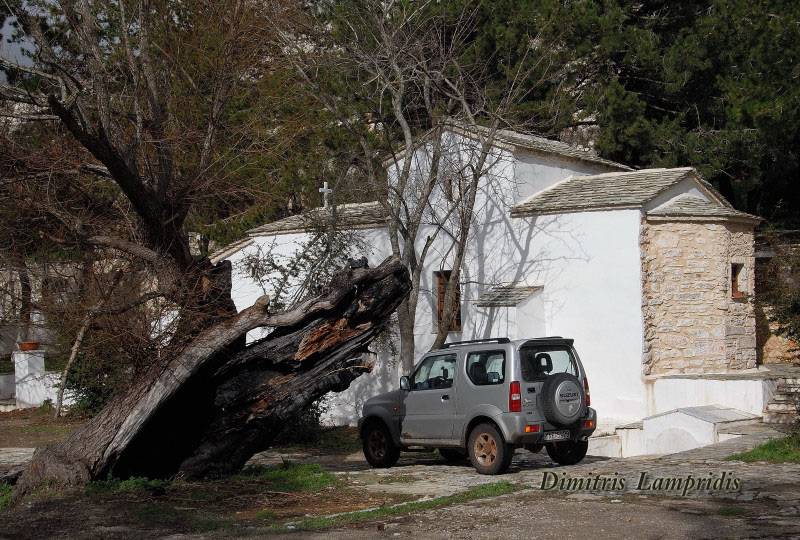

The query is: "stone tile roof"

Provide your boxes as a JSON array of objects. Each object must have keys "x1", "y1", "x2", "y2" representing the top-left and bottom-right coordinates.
[
  {"x1": 208, "y1": 202, "x2": 386, "y2": 263},
  {"x1": 246, "y1": 202, "x2": 387, "y2": 236},
  {"x1": 445, "y1": 122, "x2": 632, "y2": 171},
  {"x1": 474, "y1": 285, "x2": 542, "y2": 307},
  {"x1": 512, "y1": 167, "x2": 703, "y2": 216},
  {"x1": 647, "y1": 195, "x2": 761, "y2": 223}
]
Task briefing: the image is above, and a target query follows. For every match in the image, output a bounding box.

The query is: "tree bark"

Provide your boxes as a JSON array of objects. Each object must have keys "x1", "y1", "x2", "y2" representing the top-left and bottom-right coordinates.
[
  {"x1": 54, "y1": 312, "x2": 90, "y2": 420},
  {"x1": 17, "y1": 264, "x2": 32, "y2": 343},
  {"x1": 15, "y1": 256, "x2": 410, "y2": 496}
]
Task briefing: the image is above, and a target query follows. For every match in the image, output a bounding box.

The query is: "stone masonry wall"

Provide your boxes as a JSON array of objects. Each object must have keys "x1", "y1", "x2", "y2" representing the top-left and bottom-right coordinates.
[{"x1": 640, "y1": 220, "x2": 757, "y2": 375}]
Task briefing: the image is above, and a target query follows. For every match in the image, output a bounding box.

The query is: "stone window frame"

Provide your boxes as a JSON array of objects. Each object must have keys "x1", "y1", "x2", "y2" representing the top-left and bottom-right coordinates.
[{"x1": 730, "y1": 257, "x2": 748, "y2": 299}]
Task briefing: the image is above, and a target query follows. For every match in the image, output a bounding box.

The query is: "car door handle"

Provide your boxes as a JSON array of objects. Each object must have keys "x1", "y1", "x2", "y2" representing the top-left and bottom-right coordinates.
[{"x1": 441, "y1": 395, "x2": 450, "y2": 401}]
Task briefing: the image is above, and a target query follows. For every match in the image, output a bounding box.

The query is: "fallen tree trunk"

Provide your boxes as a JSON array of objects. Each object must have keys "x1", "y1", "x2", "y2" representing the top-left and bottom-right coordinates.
[{"x1": 16, "y1": 256, "x2": 410, "y2": 496}]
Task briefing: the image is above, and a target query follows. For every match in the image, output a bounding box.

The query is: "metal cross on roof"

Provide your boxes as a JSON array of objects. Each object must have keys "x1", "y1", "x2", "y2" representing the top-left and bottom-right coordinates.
[{"x1": 319, "y1": 181, "x2": 332, "y2": 208}]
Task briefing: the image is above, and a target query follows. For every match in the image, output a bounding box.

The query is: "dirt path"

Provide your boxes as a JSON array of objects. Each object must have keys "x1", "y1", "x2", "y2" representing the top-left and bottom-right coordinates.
[
  {"x1": 0, "y1": 408, "x2": 85, "y2": 449},
  {"x1": 267, "y1": 492, "x2": 799, "y2": 540}
]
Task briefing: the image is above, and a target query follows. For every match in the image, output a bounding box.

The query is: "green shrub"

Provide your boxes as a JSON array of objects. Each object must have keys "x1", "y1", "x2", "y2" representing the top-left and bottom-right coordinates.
[
  {"x1": 64, "y1": 350, "x2": 132, "y2": 417},
  {"x1": 0, "y1": 483, "x2": 12, "y2": 511},
  {"x1": 0, "y1": 357, "x2": 13, "y2": 374},
  {"x1": 255, "y1": 509, "x2": 279, "y2": 521},
  {"x1": 272, "y1": 400, "x2": 329, "y2": 445},
  {"x1": 33, "y1": 399, "x2": 55, "y2": 416},
  {"x1": 757, "y1": 234, "x2": 800, "y2": 355}
]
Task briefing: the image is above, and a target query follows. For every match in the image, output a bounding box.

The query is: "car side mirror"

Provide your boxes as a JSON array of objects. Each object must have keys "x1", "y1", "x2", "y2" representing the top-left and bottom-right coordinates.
[{"x1": 400, "y1": 376, "x2": 411, "y2": 391}]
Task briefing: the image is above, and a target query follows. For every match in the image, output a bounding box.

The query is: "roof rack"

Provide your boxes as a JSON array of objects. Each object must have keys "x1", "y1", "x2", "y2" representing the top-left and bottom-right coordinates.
[
  {"x1": 439, "y1": 338, "x2": 511, "y2": 349},
  {"x1": 520, "y1": 337, "x2": 574, "y2": 347}
]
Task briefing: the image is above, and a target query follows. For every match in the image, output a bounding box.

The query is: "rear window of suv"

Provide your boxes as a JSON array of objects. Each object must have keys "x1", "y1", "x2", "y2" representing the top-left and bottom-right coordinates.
[
  {"x1": 520, "y1": 346, "x2": 577, "y2": 382},
  {"x1": 466, "y1": 350, "x2": 505, "y2": 385}
]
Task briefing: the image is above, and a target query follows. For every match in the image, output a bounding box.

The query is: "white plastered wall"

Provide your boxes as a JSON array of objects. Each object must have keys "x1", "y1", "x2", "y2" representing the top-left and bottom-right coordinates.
[
  {"x1": 512, "y1": 150, "x2": 623, "y2": 204},
  {"x1": 223, "y1": 133, "x2": 648, "y2": 425},
  {"x1": 226, "y1": 227, "x2": 400, "y2": 424}
]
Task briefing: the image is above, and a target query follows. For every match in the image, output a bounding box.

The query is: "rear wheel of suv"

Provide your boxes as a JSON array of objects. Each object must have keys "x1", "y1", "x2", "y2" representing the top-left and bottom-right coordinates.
[
  {"x1": 468, "y1": 423, "x2": 513, "y2": 475},
  {"x1": 362, "y1": 421, "x2": 400, "y2": 468},
  {"x1": 546, "y1": 440, "x2": 588, "y2": 465}
]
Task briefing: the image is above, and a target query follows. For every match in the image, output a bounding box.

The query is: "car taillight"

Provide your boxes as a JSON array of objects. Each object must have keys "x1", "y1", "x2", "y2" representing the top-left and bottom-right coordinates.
[
  {"x1": 584, "y1": 376, "x2": 590, "y2": 407},
  {"x1": 509, "y1": 381, "x2": 521, "y2": 412}
]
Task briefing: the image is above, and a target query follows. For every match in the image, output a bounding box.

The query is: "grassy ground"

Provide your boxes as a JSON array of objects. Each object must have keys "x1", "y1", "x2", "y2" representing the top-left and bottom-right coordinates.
[
  {"x1": 0, "y1": 459, "x2": 521, "y2": 538},
  {"x1": 285, "y1": 481, "x2": 521, "y2": 532},
  {"x1": 0, "y1": 483, "x2": 12, "y2": 510},
  {"x1": 0, "y1": 404, "x2": 86, "y2": 448},
  {"x1": 726, "y1": 433, "x2": 800, "y2": 463}
]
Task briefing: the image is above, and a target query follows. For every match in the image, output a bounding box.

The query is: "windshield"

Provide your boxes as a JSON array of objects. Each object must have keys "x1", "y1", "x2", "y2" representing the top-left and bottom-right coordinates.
[{"x1": 519, "y1": 346, "x2": 578, "y2": 382}]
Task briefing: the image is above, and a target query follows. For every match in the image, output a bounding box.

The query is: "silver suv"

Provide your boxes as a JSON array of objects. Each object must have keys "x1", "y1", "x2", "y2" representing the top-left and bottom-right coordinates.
[{"x1": 358, "y1": 337, "x2": 596, "y2": 474}]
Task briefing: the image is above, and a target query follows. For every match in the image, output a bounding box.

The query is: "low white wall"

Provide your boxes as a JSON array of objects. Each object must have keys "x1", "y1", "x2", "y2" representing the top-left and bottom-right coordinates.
[
  {"x1": 322, "y1": 349, "x2": 402, "y2": 426},
  {"x1": 12, "y1": 350, "x2": 74, "y2": 409},
  {"x1": 587, "y1": 435, "x2": 622, "y2": 457},
  {"x1": 645, "y1": 377, "x2": 772, "y2": 417},
  {"x1": 643, "y1": 412, "x2": 713, "y2": 454},
  {"x1": 619, "y1": 426, "x2": 646, "y2": 456},
  {"x1": 16, "y1": 371, "x2": 58, "y2": 408}
]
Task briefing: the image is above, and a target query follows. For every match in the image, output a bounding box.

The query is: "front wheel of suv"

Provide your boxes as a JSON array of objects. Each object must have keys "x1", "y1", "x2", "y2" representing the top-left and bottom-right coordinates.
[
  {"x1": 467, "y1": 423, "x2": 513, "y2": 475},
  {"x1": 546, "y1": 439, "x2": 588, "y2": 465},
  {"x1": 362, "y1": 421, "x2": 400, "y2": 468}
]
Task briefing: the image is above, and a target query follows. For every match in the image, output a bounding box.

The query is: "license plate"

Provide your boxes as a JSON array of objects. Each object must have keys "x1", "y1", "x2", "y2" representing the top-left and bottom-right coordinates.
[{"x1": 542, "y1": 430, "x2": 570, "y2": 442}]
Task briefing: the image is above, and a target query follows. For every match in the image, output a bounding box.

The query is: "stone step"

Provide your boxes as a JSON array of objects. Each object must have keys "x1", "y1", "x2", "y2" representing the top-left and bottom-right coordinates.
[
  {"x1": 770, "y1": 393, "x2": 800, "y2": 403},
  {"x1": 766, "y1": 402, "x2": 799, "y2": 412},
  {"x1": 779, "y1": 377, "x2": 800, "y2": 385},
  {"x1": 776, "y1": 384, "x2": 800, "y2": 393},
  {"x1": 763, "y1": 410, "x2": 799, "y2": 424},
  {"x1": 0, "y1": 399, "x2": 16, "y2": 413}
]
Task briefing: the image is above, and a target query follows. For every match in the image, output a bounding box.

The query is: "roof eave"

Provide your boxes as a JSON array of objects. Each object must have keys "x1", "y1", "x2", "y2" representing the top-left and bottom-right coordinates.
[
  {"x1": 209, "y1": 238, "x2": 255, "y2": 264},
  {"x1": 248, "y1": 221, "x2": 387, "y2": 238},
  {"x1": 510, "y1": 204, "x2": 643, "y2": 218},
  {"x1": 685, "y1": 171, "x2": 736, "y2": 209},
  {"x1": 383, "y1": 122, "x2": 633, "y2": 171},
  {"x1": 646, "y1": 215, "x2": 762, "y2": 225}
]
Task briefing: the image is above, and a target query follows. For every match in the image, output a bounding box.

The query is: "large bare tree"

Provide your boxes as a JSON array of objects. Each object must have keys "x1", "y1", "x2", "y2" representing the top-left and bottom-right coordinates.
[
  {"x1": 283, "y1": 0, "x2": 561, "y2": 370},
  {"x1": 1, "y1": 0, "x2": 411, "y2": 495}
]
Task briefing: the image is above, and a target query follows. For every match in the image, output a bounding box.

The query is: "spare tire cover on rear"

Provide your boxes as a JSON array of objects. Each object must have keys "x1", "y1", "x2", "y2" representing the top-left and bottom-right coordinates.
[{"x1": 541, "y1": 373, "x2": 586, "y2": 426}]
